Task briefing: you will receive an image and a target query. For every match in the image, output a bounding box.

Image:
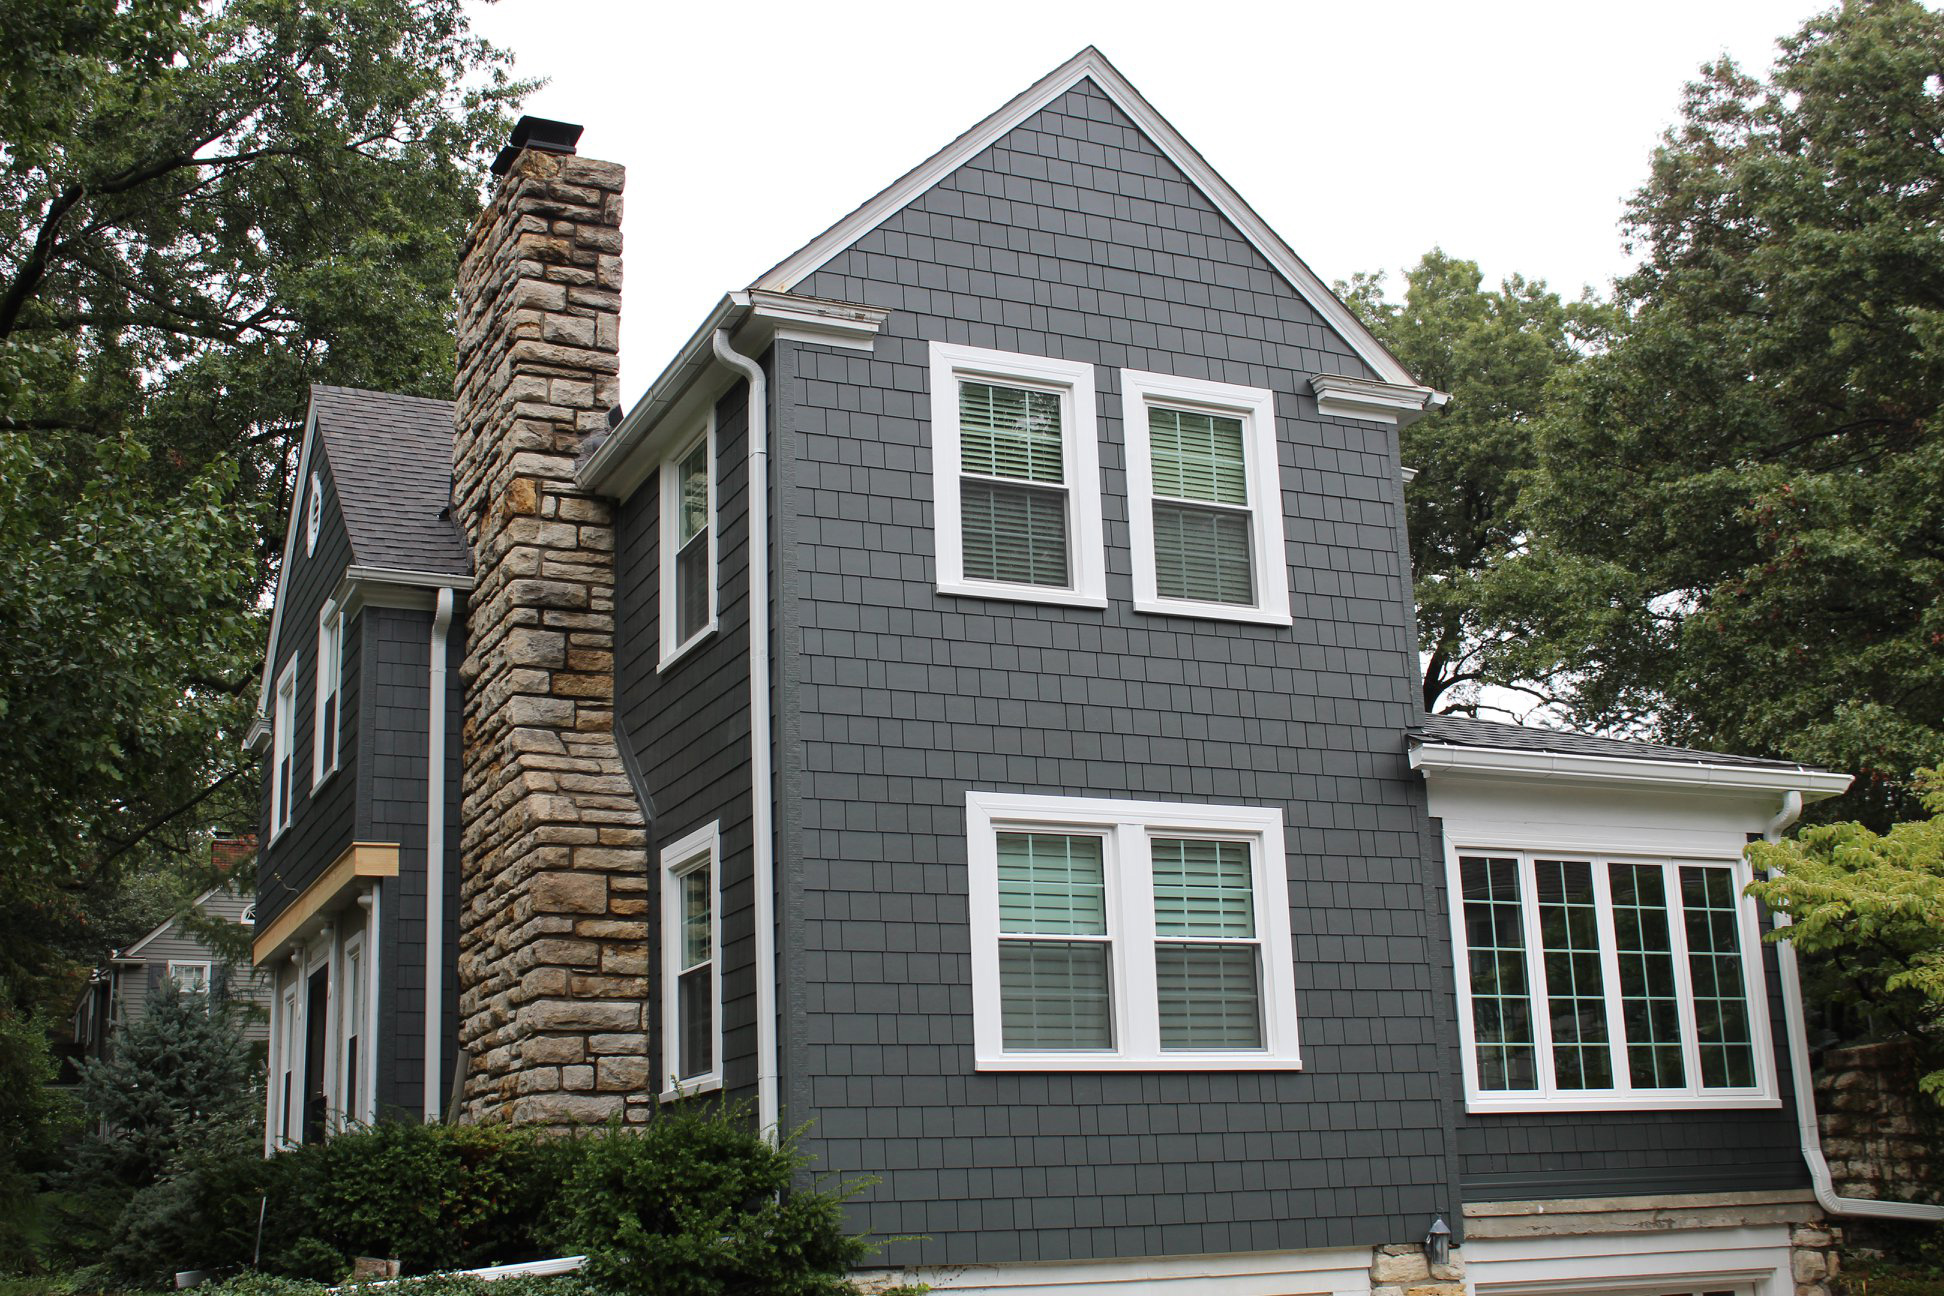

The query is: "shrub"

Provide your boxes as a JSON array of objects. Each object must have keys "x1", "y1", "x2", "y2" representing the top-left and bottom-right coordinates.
[{"x1": 547, "y1": 1108, "x2": 872, "y2": 1296}]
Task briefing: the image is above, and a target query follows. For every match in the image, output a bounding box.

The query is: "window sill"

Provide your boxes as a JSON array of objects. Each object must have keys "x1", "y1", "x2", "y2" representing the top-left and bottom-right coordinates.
[
  {"x1": 657, "y1": 622, "x2": 719, "y2": 674},
  {"x1": 311, "y1": 763, "x2": 341, "y2": 795},
  {"x1": 1133, "y1": 597, "x2": 1293, "y2": 627},
  {"x1": 659, "y1": 1074, "x2": 723, "y2": 1103},
  {"x1": 1465, "y1": 1093, "x2": 1782, "y2": 1114},
  {"x1": 976, "y1": 1052, "x2": 1303, "y2": 1073},
  {"x1": 938, "y1": 580, "x2": 1108, "y2": 611}
]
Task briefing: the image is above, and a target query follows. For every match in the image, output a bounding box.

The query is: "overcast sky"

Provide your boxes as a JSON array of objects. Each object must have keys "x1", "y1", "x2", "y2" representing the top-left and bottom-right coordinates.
[{"x1": 466, "y1": 0, "x2": 1828, "y2": 401}]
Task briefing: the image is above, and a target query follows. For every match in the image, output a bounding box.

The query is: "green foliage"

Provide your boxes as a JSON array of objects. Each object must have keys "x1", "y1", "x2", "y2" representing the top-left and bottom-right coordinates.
[
  {"x1": 1748, "y1": 770, "x2": 1944, "y2": 1096},
  {"x1": 71, "y1": 980, "x2": 261, "y2": 1192},
  {"x1": 550, "y1": 1112, "x2": 873, "y2": 1296},
  {"x1": 1514, "y1": 0, "x2": 1944, "y2": 816},
  {"x1": 1340, "y1": 250, "x2": 1609, "y2": 716},
  {"x1": 0, "y1": 994, "x2": 77, "y2": 1273},
  {"x1": 88, "y1": 1111, "x2": 881, "y2": 1295}
]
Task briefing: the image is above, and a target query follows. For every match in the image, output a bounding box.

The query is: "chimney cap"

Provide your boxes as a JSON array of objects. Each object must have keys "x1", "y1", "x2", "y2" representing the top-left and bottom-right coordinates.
[{"x1": 491, "y1": 115, "x2": 585, "y2": 176}]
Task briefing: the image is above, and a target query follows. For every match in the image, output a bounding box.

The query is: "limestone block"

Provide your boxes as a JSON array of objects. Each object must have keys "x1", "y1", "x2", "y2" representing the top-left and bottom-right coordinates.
[{"x1": 522, "y1": 999, "x2": 639, "y2": 1033}]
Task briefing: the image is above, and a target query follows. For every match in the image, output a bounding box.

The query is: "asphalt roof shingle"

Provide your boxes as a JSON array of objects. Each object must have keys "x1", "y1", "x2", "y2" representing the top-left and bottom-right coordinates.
[
  {"x1": 309, "y1": 384, "x2": 470, "y2": 578},
  {"x1": 1412, "y1": 713, "x2": 1822, "y2": 772}
]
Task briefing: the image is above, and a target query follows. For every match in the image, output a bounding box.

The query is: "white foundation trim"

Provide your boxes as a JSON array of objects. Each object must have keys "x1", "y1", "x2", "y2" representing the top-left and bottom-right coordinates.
[
  {"x1": 1466, "y1": 1222, "x2": 1793, "y2": 1296},
  {"x1": 860, "y1": 1244, "x2": 1374, "y2": 1295}
]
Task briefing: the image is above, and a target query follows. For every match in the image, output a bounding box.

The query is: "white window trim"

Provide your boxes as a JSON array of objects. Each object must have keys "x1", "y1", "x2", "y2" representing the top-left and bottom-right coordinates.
[
  {"x1": 658, "y1": 415, "x2": 719, "y2": 671},
  {"x1": 1119, "y1": 369, "x2": 1291, "y2": 626},
  {"x1": 928, "y1": 342, "x2": 1107, "y2": 609},
  {"x1": 1445, "y1": 840, "x2": 1781, "y2": 1114},
  {"x1": 271, "y1": 654, "x2": 300, "y2": 840},
  {"x1": 966, "y1": 792, "x2": 1301, "y2": 1072},
  {"x1": 312, "y1": 601, "x2": 342, "y2": 788},
  {"x1": 660, "y1": 821, "x2": 723, "y2": 1100},
  {"x1": 167, "y1": 960, "x2": 211, "y2": 995},
  {"x1": 336, "y1": 927, "x2": 367, "y2": 1129}
]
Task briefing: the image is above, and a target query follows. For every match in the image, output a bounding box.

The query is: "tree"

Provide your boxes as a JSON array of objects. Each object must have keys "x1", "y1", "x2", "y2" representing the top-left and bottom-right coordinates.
[
  {"x1": 1747, "y1": 770, "x2": 1944, "y2": 1099},
  {"x1": 0, "y1": 991, "x2": 77, "y2": 1272},
  {"x1": 0, "y1": 1, "x2": 525, "y2": 1017},
  {"x1": 1517, "y1": 0, "x2": 1944, "y2": 820},
  {"x1": 1340, "y1": 250, "x2": 1606, "y2": 716}
]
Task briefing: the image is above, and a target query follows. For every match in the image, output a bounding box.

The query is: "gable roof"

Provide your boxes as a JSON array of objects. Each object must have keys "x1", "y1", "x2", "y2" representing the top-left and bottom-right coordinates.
[
  {"x1": 118, "y1": 885, "x2": 245, "y2": 960},
  {"x1": 310, "y1": 385, "x2": 471, "y2": 577},
  {"x1": 1413, "y1": 714, "x2": 1823, "y2": 772},
  {"x1": 754, "y1": 46, "x2": 1417, "y2": 388},
  {"x1": 250, "y1": 384, "x2": 469, "y2": 730}
]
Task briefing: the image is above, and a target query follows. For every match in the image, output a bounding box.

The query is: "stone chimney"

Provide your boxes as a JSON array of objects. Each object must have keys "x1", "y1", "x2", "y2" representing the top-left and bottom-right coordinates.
[{"x1": 450, "y1": 117, "x2": 650, "y2": 1127}]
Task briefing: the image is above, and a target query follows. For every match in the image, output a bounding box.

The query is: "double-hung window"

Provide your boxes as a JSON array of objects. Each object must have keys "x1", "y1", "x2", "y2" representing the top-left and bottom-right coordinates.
[
  {"x1": 929, "y1": 342, "x2": 1106, "y2": 608},
  {"x1": 1120, "y1": 370, "x2": 1290, "y2": 625},
  {"x1": 967, "y1": 793, "x2": 1301, "y2": 1071},
  {"x1": 1451, "y1": 849, "x2": 1778, "y2": 1111},
  {"x1": 168, "y1": 961, "x2": 211, "y2": 996},
  {"x1": 314, "y1": 602, "x2": 342, "y2": 786},
  {"x1": 272, "y1": 655, "x2": 299, "y2": 837},
  {"x1": 658, "y1": 418, "x2": 717, "y2": 668},
  {"x1": 660, "y1": 822, "x2": 722, "y2": 1096}
]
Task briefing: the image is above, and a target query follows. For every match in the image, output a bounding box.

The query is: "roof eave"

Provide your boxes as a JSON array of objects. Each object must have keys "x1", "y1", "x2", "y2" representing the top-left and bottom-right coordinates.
[{"x1": 1408, "y1": 740, "x2": 1855, "y2": 801}]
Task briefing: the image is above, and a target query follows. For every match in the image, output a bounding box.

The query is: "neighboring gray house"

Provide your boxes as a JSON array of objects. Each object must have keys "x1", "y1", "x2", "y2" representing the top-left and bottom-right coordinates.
[
  {"x1": 72, "y1": 844, "x2": 271, "y2": 1069},
  {"x1": 247, "y1": 46, "x2": 1911, "y2": 1295}
]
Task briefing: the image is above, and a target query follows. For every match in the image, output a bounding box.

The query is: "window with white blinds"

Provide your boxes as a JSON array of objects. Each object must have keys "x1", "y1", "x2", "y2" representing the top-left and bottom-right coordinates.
[
  {"x1": 968, "y1": 792, "x2": 1301, "y2": 1071},
  {"x1": 660, "y1": 822, "x2": 722, "y2": 1097},
  {"x1": 1120, "y1": 369, "x2": 1291, "y2": 626},
  {"x1": 929, "y1": 343, "x2": 1106, "y2": 608},
  {"x1": 1449, "y1": 847, "x2": 1778, "y2": 1112},
  {"x1": 658, "y1": 418, "x2": 717, "y2": 668}
]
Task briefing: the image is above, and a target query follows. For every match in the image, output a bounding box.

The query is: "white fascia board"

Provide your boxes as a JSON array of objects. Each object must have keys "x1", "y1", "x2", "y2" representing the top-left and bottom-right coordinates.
[
  {"x1": 331, "y1": 567, "x2": 474, "y2": 621},
  {"x1": 1410, "y1": 741, "x2": 1855, "y2": 801},
  {"x1": 1311, "y1": 373, "x2": 1449, "y2": 427},
  {"x1": 753, "y1": 46, "x2": 1419, "y2": 389},
  {"x1": 249, "y1": 399, "x2": 323, "y2": 737},
  {"x1": 577, "y1": 291, "x2": 889, "y2": 502}
]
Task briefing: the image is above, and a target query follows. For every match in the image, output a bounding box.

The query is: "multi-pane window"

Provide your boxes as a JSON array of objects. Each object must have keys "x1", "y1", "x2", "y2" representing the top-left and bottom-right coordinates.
[
  {"x1": 660, "y1": 823, "x2": 721, "y2": 1095},
  {"x1": 168, "y1": 961, "x2": 211, "y2": 996},
  {"x1": 969, "y1": 793, "x2": 1300, "y2": 1071},
  {"x1": 339, "y1": 932, "x2": 364, "y2": 1126},
  {"x1": 929, "y1": 343, "x2": 1106, "y2": 608},
  {"x1": 272, "y1": 656, "x2": 299, "y2": 836},
  {"x1": 658, "y1": 422, "x2": 716, "y2": 666},
  {"x1": 314, "y1": 603, "x2": 341, "y2": 785},
  {"x1": 1453, "y1": 850, "x2": 1773, "y2": 1110},
  {"x1": 1120, "y1": 369, "x2": 1290, "y2": 626}
]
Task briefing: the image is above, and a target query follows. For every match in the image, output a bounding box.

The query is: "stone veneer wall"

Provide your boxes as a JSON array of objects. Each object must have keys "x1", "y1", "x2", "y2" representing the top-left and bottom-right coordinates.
[
  {"x1": 450, "y1": 142, "x2": 651, "y2": 1126},
  {"x1": 1817, "y1": 1038, "x2": 1944, "y2": 1204}
]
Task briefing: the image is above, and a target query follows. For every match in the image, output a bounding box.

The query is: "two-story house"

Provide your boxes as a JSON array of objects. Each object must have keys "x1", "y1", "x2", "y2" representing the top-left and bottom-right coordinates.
[{"x1": 250, "y1": 47, "x2": 1911, "y2": 1295}]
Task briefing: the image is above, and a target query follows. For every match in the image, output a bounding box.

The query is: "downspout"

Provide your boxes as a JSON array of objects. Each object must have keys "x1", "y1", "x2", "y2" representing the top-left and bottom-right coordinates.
[
  {"x1": 1768, "y1": 789, "x2": 1944, "y2": 1221},
  {"x1": 424, "y1": 587, "x2": 454, "y2": 1123},
  {"x1": 711, "y1": 329, "x2": 780, "y2": 1140}
]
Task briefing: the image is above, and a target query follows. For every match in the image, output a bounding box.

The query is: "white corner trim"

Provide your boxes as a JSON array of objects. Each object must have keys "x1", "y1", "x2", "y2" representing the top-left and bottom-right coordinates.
[
  {"x1": 929, "y1": 342, "x2": 1107, "y2": 608},
  {"x1": 753, "y1": 47, "x2": 1418, "y2": 389},
  {"x1": 965, "y1": 792, "x2": 1301, "y2": 1073},
  {"x1": 1119, "y1": 368, "x2": 1291, "y2": 628},
  {"x1": 1410, "y1": 741, "x2": 1855, "y2": 800},
  {"x1": 1310, "y1": 373, "x2": 1448, "y2": 426}
]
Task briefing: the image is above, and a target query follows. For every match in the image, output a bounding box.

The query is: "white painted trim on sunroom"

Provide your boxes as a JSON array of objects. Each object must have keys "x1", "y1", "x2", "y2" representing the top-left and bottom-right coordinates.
[
  {"x1": 864, "y1": 1242, "x2": 1373, "y2": 1294},
  {"x1": 754, "y1": 47, "x2": 1418, "y2": 389},
  {"x1": 1410, "y1": 741, "x2": 1855, "y2": 799},
  {"x1": 1465, "y1": 1222, "x2": 1793, "y2": 1296},
  {"x1": 929, "y1": 342, "x2": 1107, "y2": 609},
  {"x1": 1119, "y1": 368, "x2": 1291, "y2": 627}
]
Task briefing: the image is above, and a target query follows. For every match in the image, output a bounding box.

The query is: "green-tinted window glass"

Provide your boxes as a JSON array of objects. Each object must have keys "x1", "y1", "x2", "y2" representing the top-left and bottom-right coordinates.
[
  {"x1": 677, "y1": 441, "x2": 709, "y2": 544},
  {"x1": 962, "y1": 481, "x2": 1069, "y2": 587},
  {"x1": 999, "y1": 942, "x2": 1112, "y2": 1049},
  {"x1": 1152, "y1": 839, "x2": 1255, "y2": 937},
  {"x1": 674, "y1": 439, "x2": 710, "y2": 642},
  {"x1": 960, "y1": 382, "x2": 1063, "y2": 483},
  {"x1": 997, "y1": 834, "x2": 1105, "y2": 934},
  {"x1": 1610, "y1": 862, "x2": 1686, "y2": 1088},
  {"x1": 1535, "y1": 859, "x2": 1613, "y2": 1090},
  {"x1": 1156, "y1": 944, "x2": 1262, "y2": 1049},
  {"x1": 1150, "y1": 408, "x2": 1247, "y2": 504},
  {"x1": 679, "y1": 864, "x2": 711, "y2": 970},
  {"x1": 1681, "y1": 865, "x2": 1756, "y2": 1089},
  {"x1": 1461, "y1": 856, "x2": 1538, "y2": 1090},
  {"x1": 1148, "y1": 405, "x2": 1254, "y2": 605}
]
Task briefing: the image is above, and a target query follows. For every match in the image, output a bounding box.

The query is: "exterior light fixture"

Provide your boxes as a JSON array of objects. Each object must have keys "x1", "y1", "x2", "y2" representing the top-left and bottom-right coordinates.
[{"x1": 1424, "y1": 1216, "x2": 1451, "y2": 1266}]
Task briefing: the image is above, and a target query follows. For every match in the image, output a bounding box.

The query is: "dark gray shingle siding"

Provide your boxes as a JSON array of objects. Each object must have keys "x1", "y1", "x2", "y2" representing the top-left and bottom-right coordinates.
[{"x1": 780, "y1": 77, "x2": 1450, "y2": 1265}]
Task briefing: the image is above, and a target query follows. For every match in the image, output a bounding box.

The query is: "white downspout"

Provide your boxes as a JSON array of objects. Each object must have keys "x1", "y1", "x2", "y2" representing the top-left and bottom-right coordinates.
[
  {"x1": 1767, "y1": 789, "x2": 1944, "y2": 1221},
  {"x1": 711, "y1": 328, "x2": 779, "y2": 1141},
  {"x1": 424, "y1": 587, "x2": 454, "y2": 1123}
]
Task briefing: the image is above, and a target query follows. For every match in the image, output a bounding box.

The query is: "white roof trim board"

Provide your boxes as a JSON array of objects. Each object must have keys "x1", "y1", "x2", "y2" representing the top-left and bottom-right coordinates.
[
  {"x1": 754, "y1": 46, "x2": 1416, "y2": 387},
  {"x1": 118, "y1": 885, "x2": 228, "y2": 959},
  {"x1": 251, "y1": 401, "x2": 322, "y2": 729}
]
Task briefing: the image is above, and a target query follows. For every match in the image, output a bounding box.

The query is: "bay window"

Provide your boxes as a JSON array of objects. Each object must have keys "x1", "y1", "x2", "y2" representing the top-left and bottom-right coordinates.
[{"x1": 1452, "y1": 849, "x2": 1777, "y2": 1111}]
